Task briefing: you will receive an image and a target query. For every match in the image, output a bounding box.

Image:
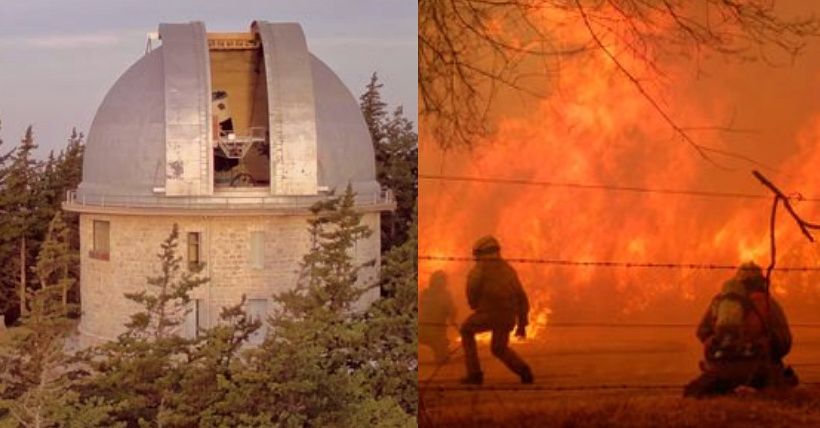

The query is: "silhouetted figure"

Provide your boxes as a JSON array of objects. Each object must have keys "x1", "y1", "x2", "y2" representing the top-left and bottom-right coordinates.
[
  {"x1": 684, "y1": 261, "x2": 797, "y2": 397},
  {"x1": 419, "y1": 270, "x2": 457, "y2": 364},
  {"x1": 460, "y1": 236, "x2": 533, "y2": 385}
]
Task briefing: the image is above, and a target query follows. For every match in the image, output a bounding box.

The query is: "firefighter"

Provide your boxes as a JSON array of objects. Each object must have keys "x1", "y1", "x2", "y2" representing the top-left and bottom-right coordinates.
[
  {"x1": 460, "y1": 236, "x2": 533, "y2": 385},
  {"x1": 419, "y1": 270, "x2": 457, "y2": 364},
  {"x1": 684, "y1": 261, "x2": 797, "y2": 397}
]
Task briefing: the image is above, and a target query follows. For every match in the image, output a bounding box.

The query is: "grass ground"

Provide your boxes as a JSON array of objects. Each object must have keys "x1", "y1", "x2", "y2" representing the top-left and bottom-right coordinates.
[
  {"x1": 419, "y1": 326, "x2": 820, "y2": 427},
  {"x1": 420, "y1": 387, "x2": 820, "y2": 427}
]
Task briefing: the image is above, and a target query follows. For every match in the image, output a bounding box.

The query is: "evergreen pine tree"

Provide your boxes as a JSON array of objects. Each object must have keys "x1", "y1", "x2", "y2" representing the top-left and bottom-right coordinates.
[
  {"x1": 359, "y1": 74, "x2": 418, "y2": 252},
  {"x1": 0, "y1": 127, "x2": 85, "y2": 326},
  {"x1": 0, "y1": 286, "x2": 76, "y2": 427},
  {"x1": 161, "y1": 301, "x2": 259, "y2": 427},
  {"x1": 0, "y1": 120, "x2": 17, "y2": 326},
  {"x1": 289, "y1": 183, "x2": 373, "y2": 313},
  {"x1": 34, "y1": 212, "x2": 78, "y2": 311},
  {"x1": 77, "y1": 225, "x2": 208, "y2": 425},
  {"x1": 229, "y1": 185, "x2": 414, "y2": 426},
  {"x1": 379, "y1": 106, "x2": 418, "y2": 251},
  {"x1": 49, "y1": 129, "x2": 85, "y2": 308},
  {"x1": 364, "y1": 204, "x2": 418, "y2": 415},
  {"x1": 0, "y1": 126, "x2": 40, "y2": 319},
  {"x1": 359, "y1": 72, "x2": 388, "y2": 153},
  {"x1": 0, "y1": 119, "x2": 14, "y2": 184},
  {"x1": 55, "y1": 129, "x2": 85, "y2": 205},
  {"x1": 34, "y1": 151, "x2": 58, "y2": 217}
]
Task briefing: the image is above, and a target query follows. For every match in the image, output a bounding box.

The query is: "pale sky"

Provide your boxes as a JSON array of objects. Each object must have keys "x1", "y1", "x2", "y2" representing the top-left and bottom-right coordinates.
[{"x1": 0, "y1": 0, "x2": 417, "y2": 157}]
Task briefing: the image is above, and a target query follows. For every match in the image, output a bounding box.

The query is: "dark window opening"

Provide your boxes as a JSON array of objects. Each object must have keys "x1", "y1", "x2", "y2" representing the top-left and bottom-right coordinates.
[{"x1": 187, "y1": 232, "x2": 201, "y2": 270}]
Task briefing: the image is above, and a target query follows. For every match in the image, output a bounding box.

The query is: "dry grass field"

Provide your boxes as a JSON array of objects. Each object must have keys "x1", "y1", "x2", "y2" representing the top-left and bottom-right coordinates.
[{"x1": 419, "y1": 326, "x2": 820, "y2": 427}]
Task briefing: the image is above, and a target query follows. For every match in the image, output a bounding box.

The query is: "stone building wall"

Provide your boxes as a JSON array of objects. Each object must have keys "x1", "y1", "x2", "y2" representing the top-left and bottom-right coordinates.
[{"x1": 78, "y1": 211, "x2": 381, "y2": 341}]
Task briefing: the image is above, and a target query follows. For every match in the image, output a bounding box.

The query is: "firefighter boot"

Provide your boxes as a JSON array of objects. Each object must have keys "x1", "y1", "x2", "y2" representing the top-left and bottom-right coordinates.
[
  {"x1": 519, "y1": 366, "x2": 534, "y2": 384},
  {"x1": 460, "y1": 372, "x2": 484, "y2": 385}
]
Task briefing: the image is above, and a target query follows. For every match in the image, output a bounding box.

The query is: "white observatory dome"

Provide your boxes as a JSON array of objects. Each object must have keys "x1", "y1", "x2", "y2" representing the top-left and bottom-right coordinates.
[
  {"x1": 77, "y1": 21, "x2": 380, "y2": 206},
  {"x1": 64, "y1": 22, "x2": 391, "y2": 343}
]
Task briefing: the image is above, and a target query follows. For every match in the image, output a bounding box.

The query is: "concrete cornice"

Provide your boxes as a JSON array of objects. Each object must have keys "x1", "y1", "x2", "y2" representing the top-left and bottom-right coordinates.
[
  {"x1": 62, "y1": 200, "x2": 394, "y2": 217},
  {"x1": 63, "y1": 188, "x2": 395, "y2": 217}
]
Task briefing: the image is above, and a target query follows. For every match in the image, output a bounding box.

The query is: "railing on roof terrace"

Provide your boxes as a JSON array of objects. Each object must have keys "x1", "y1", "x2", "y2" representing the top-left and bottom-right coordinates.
[{"x1": 65, "y1": 189, "x2": 394, "y2": 210}]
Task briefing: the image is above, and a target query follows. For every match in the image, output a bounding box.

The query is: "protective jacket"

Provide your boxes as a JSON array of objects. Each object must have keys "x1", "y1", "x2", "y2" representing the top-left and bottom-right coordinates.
[
  {"x1": 419, "y1": 283, "x2": 456, "y2": 328},
  {"x1": 466, "y1": 258, "x2": 529, "y2": 329}
]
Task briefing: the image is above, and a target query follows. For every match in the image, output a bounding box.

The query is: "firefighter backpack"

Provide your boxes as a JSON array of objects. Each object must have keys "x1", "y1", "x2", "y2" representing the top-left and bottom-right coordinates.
[{"x1": 707, "y1": 279, "x2": 770, "y2": 361}]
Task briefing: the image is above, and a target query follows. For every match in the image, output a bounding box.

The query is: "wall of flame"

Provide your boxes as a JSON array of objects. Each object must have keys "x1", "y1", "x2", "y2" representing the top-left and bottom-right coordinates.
[{"x1": 419, "y1": 4, "x2": 820, "y2": 337}]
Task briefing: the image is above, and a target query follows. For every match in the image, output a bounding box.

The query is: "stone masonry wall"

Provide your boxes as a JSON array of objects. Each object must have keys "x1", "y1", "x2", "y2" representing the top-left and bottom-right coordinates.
[{"x1": 78, "y1": 211, "x2": 381, "y2": 341}]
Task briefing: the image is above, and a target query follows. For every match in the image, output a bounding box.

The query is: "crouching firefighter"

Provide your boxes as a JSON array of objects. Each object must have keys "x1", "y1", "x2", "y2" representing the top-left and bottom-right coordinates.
[
  {"x1": 684, "y1": 262, "x2": 797, "y2": 397},
  {"x1": 460, "y1": 236, "x2": 534, "y2": 385}
]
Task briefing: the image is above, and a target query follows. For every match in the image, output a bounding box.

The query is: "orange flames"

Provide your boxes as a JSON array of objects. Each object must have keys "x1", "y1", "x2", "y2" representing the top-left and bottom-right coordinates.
[{"x1": 419, "y1": 4, "x2": 820, "y2": 332}]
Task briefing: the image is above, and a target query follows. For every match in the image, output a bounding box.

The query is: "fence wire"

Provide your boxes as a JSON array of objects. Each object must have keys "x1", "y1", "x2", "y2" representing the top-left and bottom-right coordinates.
[{"x1": 419, "y1": 255, "x2": 820, "y2": 272}]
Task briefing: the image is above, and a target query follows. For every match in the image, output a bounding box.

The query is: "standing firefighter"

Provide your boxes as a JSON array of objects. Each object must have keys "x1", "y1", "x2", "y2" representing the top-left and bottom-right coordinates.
[
  {"x1": 460, "y1": 236, "x2": 533, "y2": 385},
  {"x1": 419, "y1": 270, "x2": 457, "y2": 364},
  {"x1": 684, "y1": 261, "x2": 797, "y2": 397}
]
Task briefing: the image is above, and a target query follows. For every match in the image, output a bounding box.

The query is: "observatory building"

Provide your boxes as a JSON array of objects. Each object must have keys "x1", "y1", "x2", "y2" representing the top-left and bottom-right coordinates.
[{"x1": 63, "y1": 21, "x2": 393, "y2": 343}]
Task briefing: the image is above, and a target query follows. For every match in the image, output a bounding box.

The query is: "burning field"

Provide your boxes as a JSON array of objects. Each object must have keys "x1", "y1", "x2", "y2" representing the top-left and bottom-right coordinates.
[
  {"x1": 419, "y1": 0, "x2": 820, "y2": 425},
  {"x1": 420, "y1": 0, "x2": 820, "y2": 334},
  {"x1": 419, "y1": 45, "x2": 820, "y2": 327}
]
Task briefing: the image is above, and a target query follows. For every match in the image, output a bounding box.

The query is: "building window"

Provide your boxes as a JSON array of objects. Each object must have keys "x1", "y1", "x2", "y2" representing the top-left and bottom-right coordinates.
[
  {"x1": 184, "y1": 299, "x2": 205, "y2": 339},
  {"x1": 187, "y1": 232, "x2": 202, "y2": 270},
  {"x1": 250, "y1": 231, "x2": 264, "y2": 269},
  {"x1": 248, "y1": 298, "x2": 268, "y2": 344},
  {"x1": 90, "y1": 220, "x2": 110, "y2": 260}
]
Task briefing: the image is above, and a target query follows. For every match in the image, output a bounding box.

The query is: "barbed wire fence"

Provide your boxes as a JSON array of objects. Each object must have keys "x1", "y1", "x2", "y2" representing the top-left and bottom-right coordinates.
[
  {"x1": 419, "y1": 173, "x2": 820, "y2": 202},
  {"x1": 419, "y1": 255, "x2": 820, "y2": 271},
  {"x1": 418, "y1": 171, "x2": 820, "y2": 426}
]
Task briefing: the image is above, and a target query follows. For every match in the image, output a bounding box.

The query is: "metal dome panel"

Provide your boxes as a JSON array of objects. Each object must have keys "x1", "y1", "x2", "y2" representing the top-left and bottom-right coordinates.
[
  {"x1": 255, "y1": 21, "x2": 319, "y2": 196},
  {"x1": 75, "y1": 21, "x2": 381, "y2": 209},
  {"x1": 79, "y1": 47, "x2": 165, "y2": 198},
  {"x1": 311, "y1": 54, "x2": 379, "y2": 195},
  {"x1": 159, "y1": 22, "x2": 212, "y2": 196}
]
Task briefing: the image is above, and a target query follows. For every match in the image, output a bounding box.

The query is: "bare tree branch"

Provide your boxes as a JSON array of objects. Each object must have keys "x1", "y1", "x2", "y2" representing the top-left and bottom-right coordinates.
[
  {"x1": 753, "y1": 170, "x2": 820, "y2": 293},
  {"x1": 420, "y1": 0, "x2": 820, "y2": 165}
]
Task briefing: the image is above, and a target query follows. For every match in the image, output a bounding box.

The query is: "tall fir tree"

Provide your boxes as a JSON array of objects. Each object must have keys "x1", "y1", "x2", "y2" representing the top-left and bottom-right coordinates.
[
  {"x1": 224, "y1": 185, "x2": 414, "y2": 427},
  {"x1": 0, "y1": 127, "x2": 85, "y2": 326},
  {"x1": 0, "y1": 285, "x2": 77, "y2": 427},
  {"x1": 0, "y1": 119, "x2": 14, "y2": 184},
  {"x1": 0, "y1": 126, "x2": 40, "y2": 319},
  {"x1": 160, "y1": 300, "x2": 259, "y2": 427},
  {"x1": 359, "y1": 73, "x2": 388, "y2": 156},
  {"x1": 54, "y1": 129, "x2": 85, "y2": 207},
  {"x1": 359, "y1": 73, "x2": 418, "y2": 253},
  {"x1": 61, "y1": 226, "x2": 256, "y2": 427},
  {"x1": 364, "y1": 204, "x2": 418, "y2": 415},
  {"x1": 50, "y1": 130, "x2": 84, "y2": 245},
  {"x1": 380, "y1": 106, "x2": 418, "y2": 251},
  {"x1": 77, "y1": 225, "x2": 209, "y2": 425},
  {"x1": 290, "y1": 183, "x2": 373, "y2": 312},
  {"x1": 34, "y1": 212, "x2": 78, "y2": 311},
  {"x1": 0, "y1": 120, "x2": 17, "y2": 325},
  {"x1": 49, "y1": 130, "x2": 85, "y2": 310}
]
